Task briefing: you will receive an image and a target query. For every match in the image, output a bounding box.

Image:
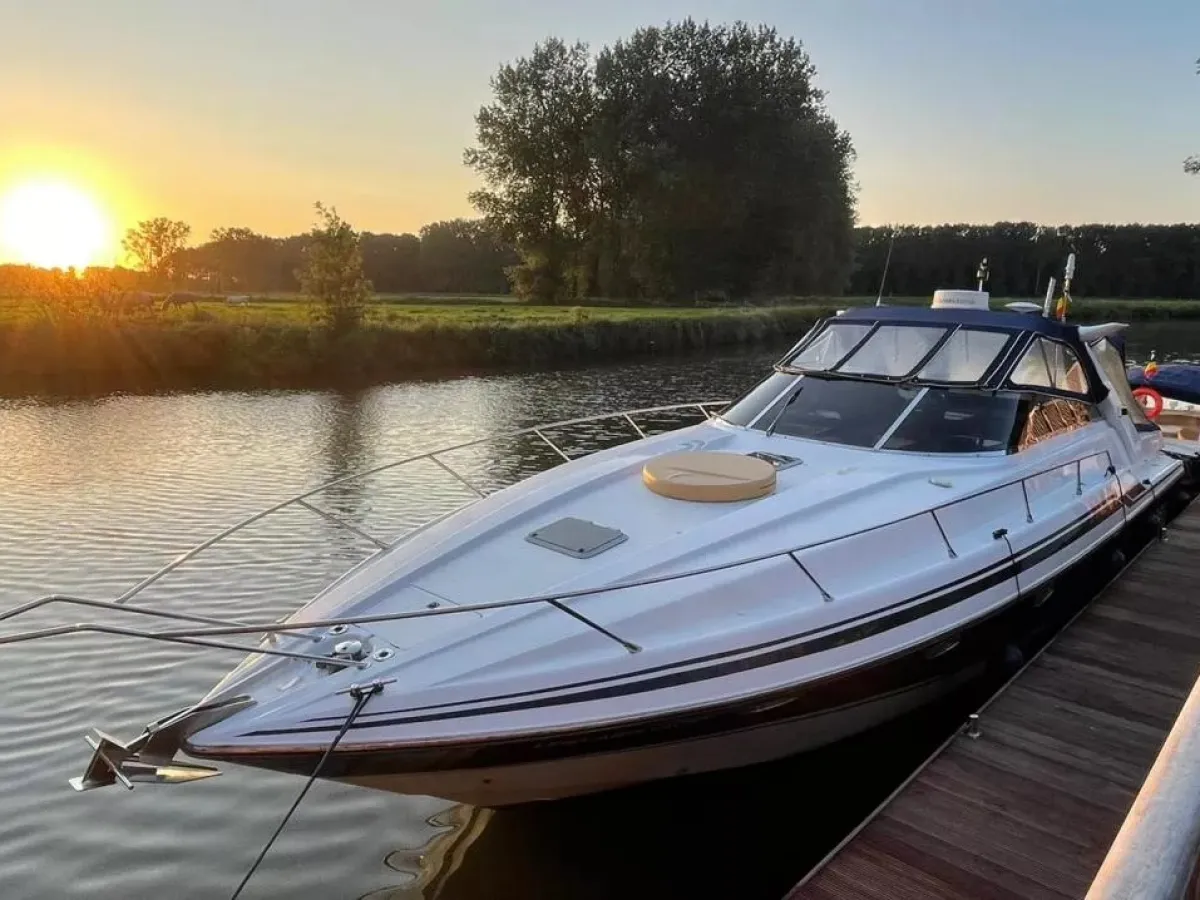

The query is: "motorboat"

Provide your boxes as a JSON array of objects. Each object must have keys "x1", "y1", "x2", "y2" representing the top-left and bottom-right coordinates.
[{"x1": 1, "y1": 261, "x2": 1193, "y2": 810}]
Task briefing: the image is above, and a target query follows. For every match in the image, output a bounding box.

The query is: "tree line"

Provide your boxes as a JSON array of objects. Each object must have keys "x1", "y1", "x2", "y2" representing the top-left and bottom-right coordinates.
[
  {"x1": 851, "y1": 223, "x2": 1200, "y2": 301},
  {"x1": 6, "y1": 219, "x2": 1200, "y2": 303}
]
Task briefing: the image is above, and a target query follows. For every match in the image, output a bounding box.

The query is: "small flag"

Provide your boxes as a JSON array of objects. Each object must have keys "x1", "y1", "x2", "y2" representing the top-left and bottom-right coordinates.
[{"x1": 1145, "y1": 360, "x2": 1159, "y2": 378}]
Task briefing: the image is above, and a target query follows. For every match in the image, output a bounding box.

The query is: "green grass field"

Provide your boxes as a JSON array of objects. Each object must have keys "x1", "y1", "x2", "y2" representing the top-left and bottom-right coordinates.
[
  {"x1": 7, "y1": 291, "x2": 1198, "y2": 328},
  {"x1": 3, "y1": 292, "x2": 1200, "y2": 397},
  {"x1": 0, "y1": 293, "x2": 841, "y2": 327}
]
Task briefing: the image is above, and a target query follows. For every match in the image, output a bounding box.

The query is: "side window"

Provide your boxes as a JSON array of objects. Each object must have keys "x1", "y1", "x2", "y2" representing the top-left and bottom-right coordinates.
[
  {"x1": 1047, "y1": 342, "x2": 1087, "y2": 394},
  {"x1": 1010, "y1": 340, "x2": 1053, "y2": 388},
  {"x1": 1017, "y1": 398, "x2": 1096, "y2": 451},
  {"x1": 1010, "y1": 338, "x2": 1091, "y2": 397}
]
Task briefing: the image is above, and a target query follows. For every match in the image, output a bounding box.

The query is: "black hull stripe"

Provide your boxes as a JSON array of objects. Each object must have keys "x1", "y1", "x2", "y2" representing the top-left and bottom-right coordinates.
[
  {"x1": 204, "y1": 584, "x2": 1034, "y2": 776},
  {"x1": 253, "y1": 495, "x2": 1124, "y2": 738}
]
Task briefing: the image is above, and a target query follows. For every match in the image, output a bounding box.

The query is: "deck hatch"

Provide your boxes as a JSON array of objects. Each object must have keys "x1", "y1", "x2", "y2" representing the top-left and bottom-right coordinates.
[{"x1": 526, "y1": 517, "x2": 628, "y2": 559}]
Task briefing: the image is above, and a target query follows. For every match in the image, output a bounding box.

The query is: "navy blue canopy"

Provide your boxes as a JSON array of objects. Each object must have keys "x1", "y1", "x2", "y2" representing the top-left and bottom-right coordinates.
[{"x1": 836, "y1": 304, "x2": 1084, "y2": 341}]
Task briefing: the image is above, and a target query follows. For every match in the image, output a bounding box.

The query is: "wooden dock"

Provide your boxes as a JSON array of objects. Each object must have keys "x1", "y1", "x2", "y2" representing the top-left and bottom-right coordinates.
[{"x1": 788, "y1": 501, "x2": 1200, "y2": 900}]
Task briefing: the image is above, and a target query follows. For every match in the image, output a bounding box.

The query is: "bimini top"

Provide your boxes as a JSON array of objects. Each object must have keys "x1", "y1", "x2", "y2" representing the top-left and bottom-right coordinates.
[{"x1": 779, "y1": 304, "x2": 1109, "y2": 404}]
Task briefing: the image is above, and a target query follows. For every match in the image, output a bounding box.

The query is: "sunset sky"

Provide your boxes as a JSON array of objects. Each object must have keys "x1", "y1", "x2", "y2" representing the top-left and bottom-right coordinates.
[{"x1": 1, "y1": 0, "x2": 1198, "y2": 265}]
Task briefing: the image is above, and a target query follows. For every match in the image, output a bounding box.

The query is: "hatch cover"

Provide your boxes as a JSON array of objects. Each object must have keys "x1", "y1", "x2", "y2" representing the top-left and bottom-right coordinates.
[{"x1": 526, "y1": 517, "x2": 628, "y2": 559}]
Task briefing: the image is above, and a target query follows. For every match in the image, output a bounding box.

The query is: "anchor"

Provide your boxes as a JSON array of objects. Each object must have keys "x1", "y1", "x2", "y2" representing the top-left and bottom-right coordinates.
[{"x1": 69, "y1": 696, "x2": 253, "y2": 792}]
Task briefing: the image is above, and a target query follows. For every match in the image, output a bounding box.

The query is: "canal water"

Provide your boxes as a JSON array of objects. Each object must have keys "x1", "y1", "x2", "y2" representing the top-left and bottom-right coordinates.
[{"x1": 0, "y1": 324, "x2": 1192, "y2": 900}]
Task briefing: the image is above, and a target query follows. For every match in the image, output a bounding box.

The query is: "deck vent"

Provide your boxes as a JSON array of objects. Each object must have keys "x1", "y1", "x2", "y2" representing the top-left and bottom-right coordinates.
[
  {"x1": 526, "y1": 517, "x2": 628, "y2": 559},
  {"x1": 745, "y1": 451, "x2": 803, "y2": 471}
]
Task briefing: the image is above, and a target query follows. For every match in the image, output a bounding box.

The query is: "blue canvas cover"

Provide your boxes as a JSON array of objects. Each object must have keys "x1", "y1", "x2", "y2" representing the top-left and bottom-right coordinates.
[{"x1": 1128, "y1": 363, "x2": 1200, "y2": 405}]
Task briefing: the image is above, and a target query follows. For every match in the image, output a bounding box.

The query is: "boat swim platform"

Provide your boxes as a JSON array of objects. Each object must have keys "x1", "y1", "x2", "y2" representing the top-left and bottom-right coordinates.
[{"x1": 787, "y1": 498, "x2": 1200, "y2": 900}]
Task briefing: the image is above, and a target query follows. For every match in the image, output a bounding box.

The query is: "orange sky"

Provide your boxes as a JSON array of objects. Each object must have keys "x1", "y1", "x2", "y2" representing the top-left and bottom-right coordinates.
[{"x1": 2, "y1": 0, "x2": 1198, "y2": 268}]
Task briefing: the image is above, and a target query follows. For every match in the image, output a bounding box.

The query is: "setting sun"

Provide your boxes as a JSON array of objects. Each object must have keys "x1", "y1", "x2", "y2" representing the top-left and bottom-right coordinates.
[{"x1": 0, "y1": 179, "x2": 115, "y2": 270}]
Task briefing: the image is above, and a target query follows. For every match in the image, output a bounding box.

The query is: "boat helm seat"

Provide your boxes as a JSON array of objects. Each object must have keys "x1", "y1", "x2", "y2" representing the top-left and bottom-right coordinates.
[{"x1": 642, "y1": 451, "x2": 776, "y2": 502}]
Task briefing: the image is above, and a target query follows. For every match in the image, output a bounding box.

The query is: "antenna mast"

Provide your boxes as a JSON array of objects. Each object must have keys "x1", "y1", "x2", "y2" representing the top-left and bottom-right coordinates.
[{"x1": 875, "y1": 229, "x2": 895, "y2": 307}]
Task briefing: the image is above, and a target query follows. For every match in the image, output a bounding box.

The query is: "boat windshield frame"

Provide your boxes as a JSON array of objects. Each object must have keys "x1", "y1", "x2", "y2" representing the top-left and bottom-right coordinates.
[{"x1": 773, "y1": 307, "x2": 1109, "y2": 406}]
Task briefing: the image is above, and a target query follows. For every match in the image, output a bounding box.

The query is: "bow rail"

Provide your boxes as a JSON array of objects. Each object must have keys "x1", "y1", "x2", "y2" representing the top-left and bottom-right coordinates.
[{"x1": 0, "y1": 401, "x2": 729, "y2": 663}]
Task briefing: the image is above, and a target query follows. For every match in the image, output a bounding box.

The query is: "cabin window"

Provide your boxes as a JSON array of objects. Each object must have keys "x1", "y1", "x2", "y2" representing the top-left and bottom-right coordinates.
[
  {"x1": 790, "y1": 323, "x2": 872, "y2": 370},
  {"x1": 1016, "y1": 398, "x2": 1096, "y2": 451},
  {"x1": 1009, "y1": 337, "x2": 1090, "y2": 396},
  {"x1": 719, "y1": 372, "x2": 797, "y2": 426},
  {"x1": 751, "y1": 377, "x2": 919, "y2": 447},
  {"x1": 882, "y1": 390, "x2": 1023, "y2": 454},
  {"x1": 916, "y1": 329, "x2": 1011, "y2": 383},
  {"x1": 837, "y1": 326, "x2": 947, "y2": 377}
]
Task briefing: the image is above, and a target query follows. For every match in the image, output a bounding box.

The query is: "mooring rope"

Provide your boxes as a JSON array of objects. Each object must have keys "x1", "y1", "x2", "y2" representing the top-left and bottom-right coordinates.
[{"x1": 229, "y1": 681, "x2": 384, "y2": 899}]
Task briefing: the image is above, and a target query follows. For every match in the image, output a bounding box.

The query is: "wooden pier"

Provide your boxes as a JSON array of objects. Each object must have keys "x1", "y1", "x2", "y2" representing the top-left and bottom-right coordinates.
[{"x1": 788, "y1": 500, "x2": 1200, "y2": 900}]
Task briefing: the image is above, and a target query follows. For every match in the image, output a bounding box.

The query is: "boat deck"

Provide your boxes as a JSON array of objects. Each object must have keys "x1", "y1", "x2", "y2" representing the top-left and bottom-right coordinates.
[{"x1": 786, "y1": 499, "x2": 1200, "y2": 900}]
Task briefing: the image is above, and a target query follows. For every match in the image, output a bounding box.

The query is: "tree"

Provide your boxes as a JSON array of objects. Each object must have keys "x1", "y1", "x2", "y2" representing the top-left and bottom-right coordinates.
[
  {"x1": 419, "y1": 218, "x2": 516, "y2": 293},
  {"x1": 591, "y1": 20, "x2": 856, "y2": 300},
  {"x1": 122, "y1": 217, "x2": 192, "y2": 284},
  {"x1": 298, "y1": 202, "x2": 371, "y2": 333},
  {"x1": 464, "y1": 21, "x2": 856, "y2": 303},
  {"x1": 192, "y1": 226, "x2": 282, "y2": 291},
  {"x1": 465, "y1": 38, "x2": 597, "y2": 303}
]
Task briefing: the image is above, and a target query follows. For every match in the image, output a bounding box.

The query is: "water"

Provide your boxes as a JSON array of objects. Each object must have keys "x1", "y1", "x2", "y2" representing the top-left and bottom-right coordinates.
[{"x1": 1, "y1": 324, "x2": 1194, "y2": 900}]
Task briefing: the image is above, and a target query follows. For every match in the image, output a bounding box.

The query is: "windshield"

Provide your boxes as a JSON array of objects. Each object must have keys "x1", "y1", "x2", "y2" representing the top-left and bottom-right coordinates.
[
  {"x1": 733, "y1": 375, "x2": 1079, "y2": 454},
  {"x1": 784, "y1": 322, "x2": 1014, "y2": 383},
  {"x1": 719, "y1": 372, "x2": 796, "y2": 427},
  {"x1": 751, "y1": 377, "x2": 921, "y2": 448}
]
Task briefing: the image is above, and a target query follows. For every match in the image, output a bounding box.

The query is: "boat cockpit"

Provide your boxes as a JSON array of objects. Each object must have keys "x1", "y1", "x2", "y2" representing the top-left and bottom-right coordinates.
[{"x1": 720, "y1": 306, "x2": 1117, "y2": 457}]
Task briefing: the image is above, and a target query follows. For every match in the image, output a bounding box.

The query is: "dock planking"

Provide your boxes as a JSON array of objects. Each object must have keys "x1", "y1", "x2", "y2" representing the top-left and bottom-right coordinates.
[{"x1": 788, "y1": 500, "x2": 1200, "y2": 900}]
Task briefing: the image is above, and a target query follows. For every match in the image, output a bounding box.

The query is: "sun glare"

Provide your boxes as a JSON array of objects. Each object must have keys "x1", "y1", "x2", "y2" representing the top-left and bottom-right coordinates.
[{"x1": 0, "y1": 179, "x2": 115, "y2": 270}]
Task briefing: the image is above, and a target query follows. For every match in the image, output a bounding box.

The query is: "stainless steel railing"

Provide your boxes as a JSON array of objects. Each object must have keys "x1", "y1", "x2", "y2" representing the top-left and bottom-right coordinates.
[{"x1": 0, "y1": 401, "x2": 728, "y2": 661}]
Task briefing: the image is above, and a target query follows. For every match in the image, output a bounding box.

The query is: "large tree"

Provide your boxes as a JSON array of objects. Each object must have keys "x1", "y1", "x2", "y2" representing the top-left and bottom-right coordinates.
[
  {"x1": 592, "y1": 21, "x2": 856, "y2": 301},
  {"x1": 465, "y1": 38, "x2": 597, "y2": 303},
  {"x1": 122, "y1": 217, "x2": 191, "y2": 284},
  {"x1": 465, "y1": 21, "x2": 856, "y2": 303}
]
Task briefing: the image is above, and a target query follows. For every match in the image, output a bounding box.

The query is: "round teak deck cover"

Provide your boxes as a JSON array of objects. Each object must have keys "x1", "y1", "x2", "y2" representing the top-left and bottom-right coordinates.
[{"x1": 642, "y1": 451, "x2": 777, "y2": 502}]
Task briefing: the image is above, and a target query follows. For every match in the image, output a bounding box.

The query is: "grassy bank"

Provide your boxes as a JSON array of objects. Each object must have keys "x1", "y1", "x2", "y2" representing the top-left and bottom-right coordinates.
[
  {"x1": 4, "y1": 294, "x2": 1200, "y2": 398},
  {"x1": 0, "y1": 302, "x2": 838, "y2": 397}
]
